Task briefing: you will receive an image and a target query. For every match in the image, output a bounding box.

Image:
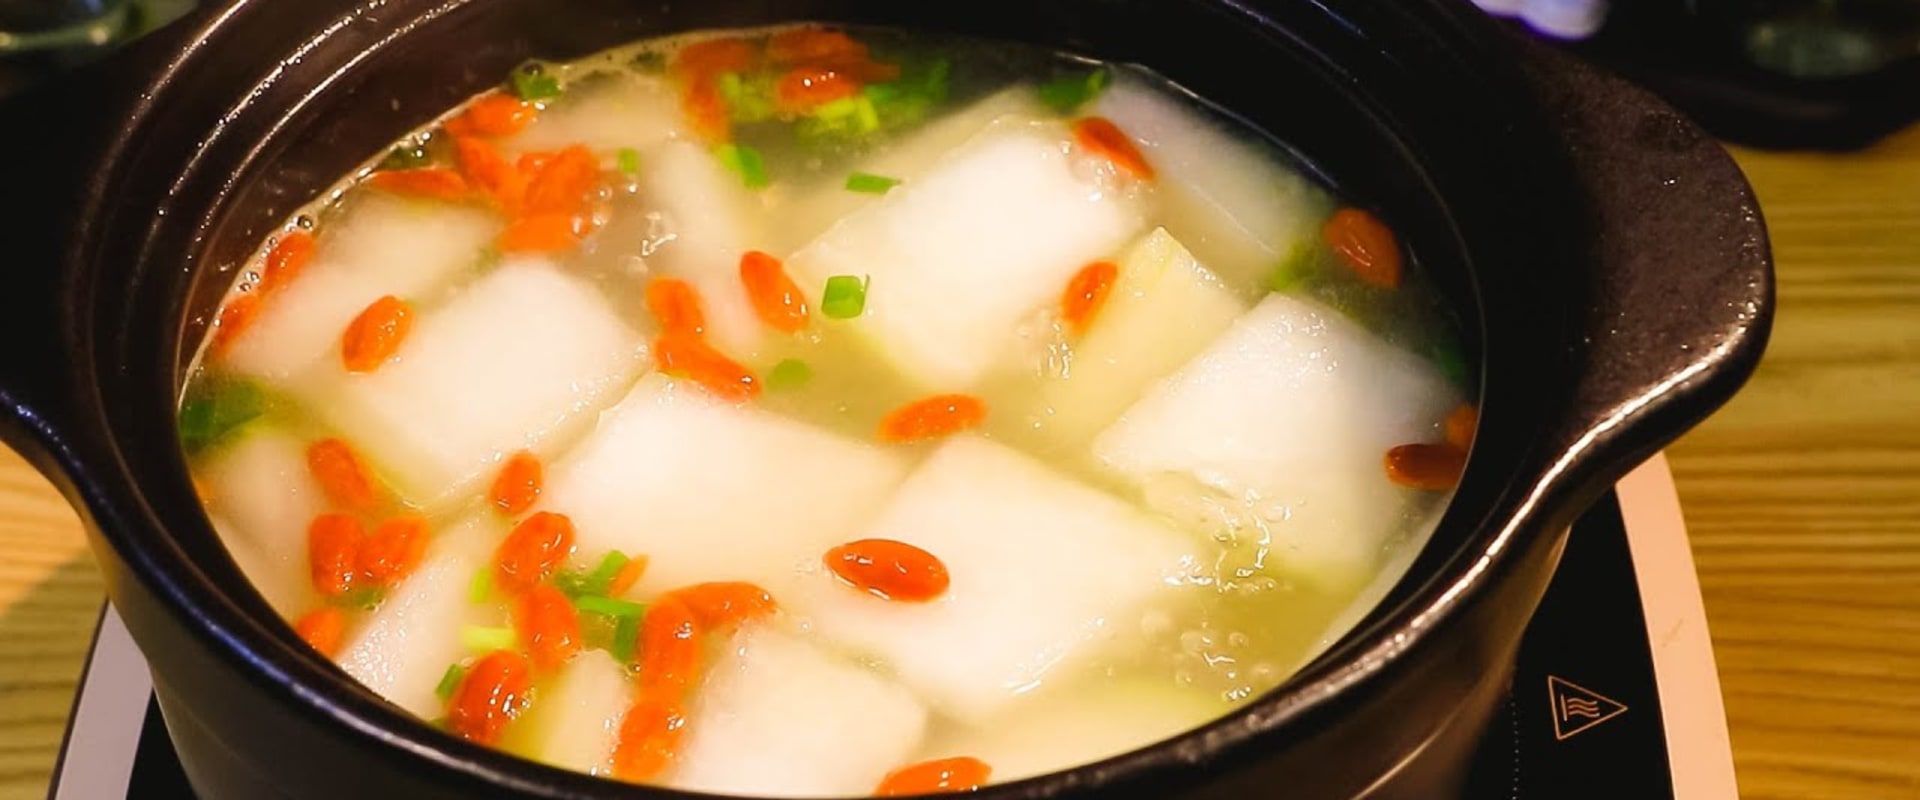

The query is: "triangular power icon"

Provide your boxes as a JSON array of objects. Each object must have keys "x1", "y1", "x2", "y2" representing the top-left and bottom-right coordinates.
[{"x1": 1547, "y1": 675, "x2": 1628, "y2": 741}]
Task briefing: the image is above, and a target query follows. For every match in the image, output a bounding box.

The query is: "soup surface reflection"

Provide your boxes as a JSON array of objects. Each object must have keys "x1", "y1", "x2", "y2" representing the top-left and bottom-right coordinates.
[{"x1": 178, "y1": 25, "x2": 1474, "y2": 796}]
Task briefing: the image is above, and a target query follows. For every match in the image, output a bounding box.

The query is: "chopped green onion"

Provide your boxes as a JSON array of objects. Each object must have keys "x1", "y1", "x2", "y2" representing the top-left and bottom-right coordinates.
[
  {"x1": 1266, "y1": 241, "x2": 1319, "y2": 294},
  {"x1": 611, "y1": 614, "x2": 641, "y2": 663},
  {"x1": 586, "y1": 551, "x2": 631, "y2": 591},
  {"x1": 468, "y1": 568, "x2": 496, "y2": 604},
  {"x1": 1037, "y1": 67, "x2": 1111, "y2": 114},
  {"x1": 797, "y1": 58, "x2": 947, "y2": 151},
  {"x1": 509, "y1": 63, "x2": 563, "y2": 101},
  {"x1": 555, "y1": 551, "x2": 632, "y2": 598},
  {"x1": 717, "y1": 71, "x2": 777, "y2": 124},
  {"x1": 845, "y1": 172, "x2": 901, "y2": 194},
  {"x1": 550, "y1": 569, "x2": 592, "y2": 598},
  {"x1": 578, "y1": 610, "x2": 616, "y2": 651},
  {"x1": 865, "y1": 57, "x2": 948, "y2": 124},
  {"x1": 329, "y1": 586, "x2": 386, "y2": 612},
  {"x1": 179, "y1": 379, "x2": 266, "y2": 454},
  {"x1": 434, "y1": 663, "x2": 467, "y2": 700},
  {"x1": 861, "y1": 82, "x2": 902, "y2": 107},
  {"x1": 717, "y1": 71, "x2": 745, "y2": 100},
  {"x1": 1429, "y1": 340, "x2": 1471, "y2": 390},
  {"x1": 459, "y1": 625, "x2": 518, "y2": 653},
  {"x1": 821, "y1": 275, "x2": 869, "y2": 319},
  {"x1": 714, "y1": 143, "x2": 770, "y2": 189},
  {"x1": 796, "y1": 96, "x2": 881, "y2": 148},
  {"x1": 811, "y1": 95, "x2": 882, "y2": 134},
  {"x1": 766, "y1": 358, "x2": 813, "y2": 391},
  {"x1": 379, "y1": 142, "x2": 433, "y2": 171},
  {"x1": 616, "y1": 147, "x2": 642, "y2": 175},
  {"x1": 575, "y1": 595, "x2": 648, "y2": 618}
]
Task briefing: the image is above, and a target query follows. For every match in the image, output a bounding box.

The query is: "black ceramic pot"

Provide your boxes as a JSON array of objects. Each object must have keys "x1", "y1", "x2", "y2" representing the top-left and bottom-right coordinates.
[{"x1": 0, "y1": 1, "x2": 1771, "y2": 798}]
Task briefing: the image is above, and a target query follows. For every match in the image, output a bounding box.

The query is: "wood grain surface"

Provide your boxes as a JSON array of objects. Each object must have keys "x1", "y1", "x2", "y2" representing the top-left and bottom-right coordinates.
[
  {"x1": 1668, "y1": 126, "x2": 1920, "y2": 799},
  {"x1": 0, "y1": 129, "x2": 1913, "y2": 800}
]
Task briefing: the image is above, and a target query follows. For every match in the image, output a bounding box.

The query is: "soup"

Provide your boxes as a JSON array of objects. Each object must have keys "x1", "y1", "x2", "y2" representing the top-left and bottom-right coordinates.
[{"x1": 178, "y1": 25, "x2": 1473, "y2": 797}]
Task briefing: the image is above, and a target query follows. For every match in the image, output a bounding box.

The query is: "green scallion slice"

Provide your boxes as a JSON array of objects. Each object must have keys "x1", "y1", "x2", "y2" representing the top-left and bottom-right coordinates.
[
  {"x1": 586, "y1": 551, "x2": 630, "y2": 591},
  {"x1": 845, "y1": 172, "x2": 901, "y2": 194},
  {"x1": 330, "y1": 586, "x2": 386, "y2": 612},
  {"x1": 178, "y1": 379, "x2": 266, "y2": 454},
  {"x1": 1266, "y1": 241, "x2": 1319, "y2": 294},
  {"x1": 821, "y1": 275, "x2": 869, "y2": 319},
  {"x1": 714, "y1": 143, "x2": 770, "y2": 189},
  {"x1": 716, "y1": 71, "x2": 777, "y2": 123},
  {"x1": 1429, "y1": 339, "x2": 1471, "y2": 390},
  {"x1": 459, "y1": 625, "x2": 517, "y2": 653},
  {"x1": 379, "y1": 143, "x2": 433, "y2": 171},
  {"x1": 578, "y1": 610, "x2": 617, "y2": 651},
  {"x1": 434, "y1": 663, "x2": 467, "y2": 700},
  {"x1": 611, "y1": 614, "x2": 641, "y2": 663},
  {"x1": 574, "y1": 595, "x2": 648, "y2": 619},
  {"x1": 766, "y1": 358, "x2": 813, "y2": 391},
  {"x1": 468, "y1": 568, "x2": 496, "y2": 604},
  {"x1": 1037, "y1": 67, "x2": 1111, "y2": 114},
  {"x1": 510, "y1": 64, "x2": 563, "y2": 101},
  {"x1": 616, "y1": 147, "x2": 642, "y2": 175},
  {"x1": 550, "y1": 569, "x2": 594, "y2": 598}
]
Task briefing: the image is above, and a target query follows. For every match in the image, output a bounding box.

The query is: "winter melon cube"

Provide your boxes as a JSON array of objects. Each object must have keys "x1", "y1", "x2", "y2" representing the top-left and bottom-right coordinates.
[
  {"x1": 1302, "y1": 501, "x2": 1441, "y2": 669},
  {"x1": 1022, "y1": 228, "x2": 1247, "y2": 447},
  {"x1": 632, "y1": 139, "x2": 771, "y2": 359},
  {"x1": 1092, "y1": 294, "x2": 1461, "y2": 586},
  {"x1": 671, "y1": 627, "x2": 928, "y2": 797},
  {"x1": 226, "y1": 194, "x2": 499, "y2": 379},
  {"x1": 787, "y1": 122, "x2": 1149, "y2": 390},
  {"x1": 924, "y1": 679, "x2": 1224, "y2": 782},
  {"x1": 1093, "y1": 75, "x2": 1329, "y2": 292},
  {"x1": 505, "y1": 72, "x2": 684, "y2": 155},
  {"x1": 508, "y1": 650, "x2": 631, "y2": 776},
  {"x1": 337, "y1": 515, "x2": 501, "y2": 717},
  {"x1": 198, "y1": 429, "x2": 327, "y2": 616},
  {"x1": 789, "y1": 436, "x2": 1192, "y2": 722},
  {"x1": 305, "y1": 259, "x2": 644, "y2": 507},
  {"x1": 541, "y1": 374, "x2": 909, "y2": 593},
  {"x1": 766, "y1": 87, "x2": 1049, "y2": 252}
]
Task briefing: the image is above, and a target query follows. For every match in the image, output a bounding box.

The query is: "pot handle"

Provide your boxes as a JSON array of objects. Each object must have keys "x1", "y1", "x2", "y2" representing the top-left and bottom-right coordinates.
[
  {"x1": 0, "y1": 52, "x2": 144, "y2": 477},
  {"x1": 1518, "y1": 37, "x2": 1774, "y2": 491}
]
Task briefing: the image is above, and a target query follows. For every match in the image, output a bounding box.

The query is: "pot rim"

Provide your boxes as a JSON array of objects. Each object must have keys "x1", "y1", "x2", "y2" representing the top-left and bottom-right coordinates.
[{"x1": 12, "y1": 0, "x2": 1771, "y2": 797}]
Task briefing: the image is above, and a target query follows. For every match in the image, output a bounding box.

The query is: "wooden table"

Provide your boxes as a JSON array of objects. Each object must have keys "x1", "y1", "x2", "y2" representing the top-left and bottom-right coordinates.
[{"x1": 0, "y1": 129, "x2": 1915, "y2": 800}]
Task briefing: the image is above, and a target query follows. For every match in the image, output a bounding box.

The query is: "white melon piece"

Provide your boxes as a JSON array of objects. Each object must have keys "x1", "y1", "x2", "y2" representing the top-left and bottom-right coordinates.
[
  {"x1": 541, "y1": 374, "x2": 908, "y2": 593},
  {"x1": 1025, "y1": 228, "x2": 1247, "y2": 447},
  {"x1": 1303, "y1": 498, "x2": 1445, "y2": 669},
  {"x1": 924, "y1": 679, "x2": 1222, "y2": 782},
  {"x1": 787, "y1": 122, "x2": 1149, "y2": 390},
  {"x1": 633, "y1": 139, "x2": 771, "y2": 358},
  {"x1": 226, "y1": 194, "x2": 500, "y2": 380},
  {"x1": 512, "y1": 650, "x2": 630, "y2": 776},
  {"x1": 213, "y1": 519, "x2": 313, "y2": 620},
  {"x1": 1093, "y1": 294, "x2": 1460, "y2": 586},
  {"x1": 789, "y1": 436, "x2": 1192, "y2": 722},
  {"x1": 1093, "y1": 75, "x2": 1328, "y2": 292},
  {"x1": 198, "y1": 429, "x2": 326, "y2": 616},
  {"x1": 672, "y1": 627, "x2": 928, "y2": 797},
  {"x1": 767, "y1": 87, "x2": 1049, "y2": 252},
  {"x1": 305, "y1": 259, "x2": 644, "y2": 506},
  {"x1": 506, "y1": 72, "x2": 685, "y2": 155},
  {"x1": 337, "y1": 515, "x2": 500, "y2": 717}
]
